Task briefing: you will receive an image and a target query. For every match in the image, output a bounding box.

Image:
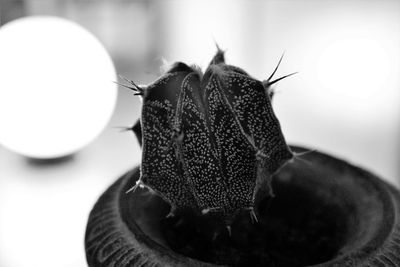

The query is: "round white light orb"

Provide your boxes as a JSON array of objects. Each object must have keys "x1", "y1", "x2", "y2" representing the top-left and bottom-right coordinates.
[{"x1": 0, "y1": 16, "x2": 117, "y2": 159}]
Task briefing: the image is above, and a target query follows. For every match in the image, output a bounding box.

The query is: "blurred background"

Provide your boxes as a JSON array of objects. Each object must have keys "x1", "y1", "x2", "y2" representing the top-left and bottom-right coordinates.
[{"x1": 0, "y1": 0, "x2": 399, "y2": 266}]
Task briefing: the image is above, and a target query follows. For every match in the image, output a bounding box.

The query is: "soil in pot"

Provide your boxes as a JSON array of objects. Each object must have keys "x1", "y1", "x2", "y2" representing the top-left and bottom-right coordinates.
[{"x1": 160, "y1": 178, "x2": 348, "y2": 267}]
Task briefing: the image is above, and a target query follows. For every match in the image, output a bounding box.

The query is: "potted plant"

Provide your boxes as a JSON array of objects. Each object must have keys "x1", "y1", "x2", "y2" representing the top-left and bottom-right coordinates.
[{"x1": 85, "y1": 49, "x2": 400, "y2": 266}]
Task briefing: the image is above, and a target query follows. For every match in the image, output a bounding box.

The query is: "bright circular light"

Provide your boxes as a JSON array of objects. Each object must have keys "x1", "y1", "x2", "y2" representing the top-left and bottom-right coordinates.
[
  {"x1": 316, "y1": 37, "x2": 390, "y2": 101},
  {"x1": 0, "y1": 16, "x2": 117, "y2": 159}
]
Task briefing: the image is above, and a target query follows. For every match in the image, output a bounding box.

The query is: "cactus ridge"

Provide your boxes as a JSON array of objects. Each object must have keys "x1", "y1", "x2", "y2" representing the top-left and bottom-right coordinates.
[{"x1": 123, "y1": 49, "x2": 294, "y2": 221}]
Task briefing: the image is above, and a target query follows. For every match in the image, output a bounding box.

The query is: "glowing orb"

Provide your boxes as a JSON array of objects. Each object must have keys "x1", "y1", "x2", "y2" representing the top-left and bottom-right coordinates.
[{"x1": 0, "y1": 16, "x2": 117, "y2": 159}]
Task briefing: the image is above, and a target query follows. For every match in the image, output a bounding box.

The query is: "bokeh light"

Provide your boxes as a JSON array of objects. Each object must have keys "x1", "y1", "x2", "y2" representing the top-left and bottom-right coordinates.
[{"x1": 0, "y1": 16, "x2": 117, "y2": 159}]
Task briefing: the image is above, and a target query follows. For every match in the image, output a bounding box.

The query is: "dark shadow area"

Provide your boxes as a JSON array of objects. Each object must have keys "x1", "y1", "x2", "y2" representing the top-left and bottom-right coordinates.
[
  {"x1": 25, "y1": 154, "x2": 76, "y2": 167},
  {"x1": 160, "y1": 180, "x2": 348, "y2": 267}
]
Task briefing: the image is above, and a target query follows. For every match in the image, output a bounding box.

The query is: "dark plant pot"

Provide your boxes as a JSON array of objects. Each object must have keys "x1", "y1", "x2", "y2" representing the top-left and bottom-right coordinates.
[{"x1": 85, "y1": 146, "x2": 400, "y2": 266}]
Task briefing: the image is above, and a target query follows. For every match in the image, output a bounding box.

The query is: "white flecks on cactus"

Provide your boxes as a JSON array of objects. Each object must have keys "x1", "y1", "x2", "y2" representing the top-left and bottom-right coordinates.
[{"x1": 121, "y1": 49, "x2": 294, "y2": 222}]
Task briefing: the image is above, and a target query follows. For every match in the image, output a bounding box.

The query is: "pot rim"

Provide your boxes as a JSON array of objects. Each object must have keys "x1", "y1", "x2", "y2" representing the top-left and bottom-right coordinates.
[{"x1": 85, "y1": 146, "x2": 400, "y2": 266}]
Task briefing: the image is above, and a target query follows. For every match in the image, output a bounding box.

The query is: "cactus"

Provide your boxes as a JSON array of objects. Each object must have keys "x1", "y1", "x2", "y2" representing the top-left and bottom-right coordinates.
[{"x1": 119, "y1": 48, "x2": 295, "y2": 226}]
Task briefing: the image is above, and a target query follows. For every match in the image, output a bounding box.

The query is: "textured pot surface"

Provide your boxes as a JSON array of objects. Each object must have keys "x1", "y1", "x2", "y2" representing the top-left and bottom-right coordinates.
[{"x1": 85, "y1": 147, "x2": 400, "y2": 266}]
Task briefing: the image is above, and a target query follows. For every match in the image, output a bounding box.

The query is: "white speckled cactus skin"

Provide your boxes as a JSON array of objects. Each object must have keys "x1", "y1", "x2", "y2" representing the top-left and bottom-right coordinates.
[{"x1": 120, "y1": 49, "x2": 294, "y2": 223}]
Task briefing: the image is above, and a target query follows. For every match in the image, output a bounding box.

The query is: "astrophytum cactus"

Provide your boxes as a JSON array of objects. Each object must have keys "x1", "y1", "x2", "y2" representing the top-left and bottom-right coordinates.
[{"x1": 119, "y1": 49, "x2": 296, "y2": 225}]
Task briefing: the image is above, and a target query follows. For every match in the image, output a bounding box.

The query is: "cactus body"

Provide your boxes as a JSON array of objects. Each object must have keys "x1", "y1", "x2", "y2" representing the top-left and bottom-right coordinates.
[{"x1": 124, "y1": 50, "x2": 293, "y2": 222}]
